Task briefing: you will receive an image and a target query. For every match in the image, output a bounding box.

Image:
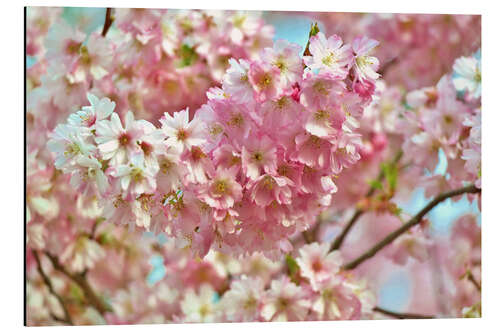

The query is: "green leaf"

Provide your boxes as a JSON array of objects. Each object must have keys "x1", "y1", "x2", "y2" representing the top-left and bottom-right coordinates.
[
  {"x1": 368, "y1": 179, "x2": 383, "y2": 190},
  {"x1": 285, "y1": 254, "x2": 300, "y2": 276},
  {"x1": 177, "y1": 44, "x2": 198, "y2": 67},
  {"x1": 309, "y1": 22, "x2": 320, "y2": 37},
  {"x1": 382, "y1": 161, "x2": 398, "y2": 191}
]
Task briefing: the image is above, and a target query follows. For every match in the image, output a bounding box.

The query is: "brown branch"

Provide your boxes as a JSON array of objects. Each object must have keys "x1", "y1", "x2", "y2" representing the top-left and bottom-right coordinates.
[
  {"x1": 302, "y1": 215, "x2": 322, "y2": 244},
  {"x1": 44, "y1": 252, "x2": 113, "y2": 315},
  {"x1": 378, "y1": 57, "x2": 399, "y2": 77},
  {"x1": 373, "y1": 306, "x2": 434, "y2": 319},
  {"x1": 467, "y1": 271, "x2": 482, "y2": 292},
  {"x1": 33, "y1": 251, "x2": 73, "y2": 325},
  {"x1": 101, "y1": 8, "x2": 114, "y2": 37},
  {"x1": 303, "y1": 22, "x2": 319, "y2": 57},
  {"x1": 330, "y1": 150, "x2": 403, "y2": 251},
  {"x1": 343, "y1": 184, "x2": 481, "y2": 270}
]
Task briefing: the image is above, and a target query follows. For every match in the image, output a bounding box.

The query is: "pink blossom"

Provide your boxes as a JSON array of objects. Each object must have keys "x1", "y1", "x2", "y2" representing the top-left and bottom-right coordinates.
[
  {"x1": 241, "y1": 134, "x2": 277, "y2": 180},
  {"x1": 297, "y1": 243, "x2": 343, "y2": 290},
  {"x1": 304, "y1": 32, "x2": 353, "y2": 78},
  {"x1": 160, "y1": 108, "x2": 206, "y2": 152},
  {"x1": 261, "y1": 276, "x2": 311, "y2": 321},
  {"x1": 199, "y1": 166, "x2": 243, "y2": 210},
  {"x1": 95, "y1": 111, "x2": 145, "y2": 165},
  {"x1": 248, "y1": 61, "x2": 281, "y2": 102}
]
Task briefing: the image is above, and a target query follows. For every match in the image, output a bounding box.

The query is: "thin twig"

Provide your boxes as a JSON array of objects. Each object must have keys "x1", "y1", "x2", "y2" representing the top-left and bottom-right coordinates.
[
  {"x1": 343, "y1": 184, "x2": 481, "y2": 270},
  {"x1": 467, "y1": 271, "x2": 482, "y2": 292},
  {"x1": 330, "y1": 150, "x2": 403, "y2": 251},
  {"x1": 101, "y1": 8, "x2": 114, "y2": 37},
  {"x1": 302, "y1": 215, "x2": 322, "y2": 244},
  {"x1": 373, "y1": 306, "x2": 434, "y2": 319},
  {"x1": 378, "y1": 57, "x2": 399, "y2": 77},
  {"x1": 44, "y1": 252, "x2": 113, "y2": 315},
  {"x1": 33, "y1": 251, "x2": 73, "y2": 325},
  {"x1": 303, "y1": 22, "x2": 319, "y2": 57}
]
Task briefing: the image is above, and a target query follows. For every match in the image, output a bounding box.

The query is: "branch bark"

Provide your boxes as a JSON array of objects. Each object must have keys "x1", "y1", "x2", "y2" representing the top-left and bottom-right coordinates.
[
  {"x1": 33, "y1": 251, "x2": 73, "y2": 325},
  {"x1": 467, "y1": 271, "x2": 482, "y2": 292},
  {"x1": 44, "y1": 252, "x2": 113, "y2": 315},
  {"x1": 101, "y1": 8, "x2": 114, "y2": 37},
  {"x1": 373, "y1": 306, "x2": 434, "y2": 319},
  {"x1": 343, "y1": 184, "x2": 481, "y2": 270}
]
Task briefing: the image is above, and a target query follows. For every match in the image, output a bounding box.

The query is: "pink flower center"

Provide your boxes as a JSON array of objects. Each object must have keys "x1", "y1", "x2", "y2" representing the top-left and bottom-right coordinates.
[
  {"x1": 312, "y1": 259, "x2": 323, "y2": 272},
  {"x1": 119, "y1": 133, "x2": 131, "y2": 146}
]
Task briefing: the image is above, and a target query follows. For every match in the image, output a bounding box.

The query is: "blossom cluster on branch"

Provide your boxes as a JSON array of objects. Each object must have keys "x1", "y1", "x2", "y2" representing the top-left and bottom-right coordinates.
[
  {"x1": 46, "y1": 30, "x2": 381, "y2": 258},
  {"x1": 26, "y1": 7, "x2": 481, "y2": 326}
]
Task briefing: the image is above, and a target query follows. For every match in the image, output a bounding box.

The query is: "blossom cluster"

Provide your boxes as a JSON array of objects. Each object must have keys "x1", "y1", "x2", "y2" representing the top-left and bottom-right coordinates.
[
  {"x1": 47, "y1": 31, "x2": 380, "y2": 258},
  {"x1": 102, "y1": 242, "x2": 374, "y2": 323},
  {"x1": 401, "y1": 49, "x2": 481, "y2": 191},
  {"x1": 307, "y1": 12, "x2": 481, "y2": 89},
  {"x1": 26, "y1": 8, "x2": 481, "y2": 326},
  {"x1": 27, "y1": 8, "x2": 275, "y2": 148}
]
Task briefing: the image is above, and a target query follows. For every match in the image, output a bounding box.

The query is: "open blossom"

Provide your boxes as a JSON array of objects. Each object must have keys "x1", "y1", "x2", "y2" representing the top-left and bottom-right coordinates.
[
  {"x1": 180, "y1": 284, "x2": 218, "y2": 323},
  {"x1": 95, "y1": 111, "x2": 145, "y2": 165},
  {"x1": 160, "y1": 108, "x2": 206, "y2": 152},
  {"x1": 311, "y1": 277, "x2": 362, "y2": 320},
  {"x1": 248, "y1": 60, "x2": 281, "y2": 102},
  {"x1": 297, "y1": 243, "x2": 343, "y2": 290},
  {"x1": 199, "y1": 166, "x2": 243, "y2": 210},
  {"x1": 248, "y1": 174, "x2": 293, "y2": 207},
  {"x1": 228, "y1": 11, "x2": 261, "y2": 45},
  {"x1": 44, "y1": 20, "x2": 86, "y2": 64},
  {"x1": 261, "y1": 39, "x2": 303, "y2": 87},
  {"x1": 219, "y1": 276, "x2": 265, "y2": 321},
  {"x1": 112, "y1": 153, "x2": 157, "y2": 199},
  {"x1": 453, "y1": 50, "x2": 481, "y2": 98},
  {"x1": 222, "y1": 58, "x2": 253, "y2": 103},
  {"x1": 156, "y1": 149, "x2": 183, "y2": 193},
  {"x1": 68, "y1": 93, "x2": 116, "y2": 129},
  {"x1": 241, "y1": 134, "x2": 277, "y2": 180},
  {"x1": 69, "y1": 155, "x2": 109, "y2": 195},
  {"x1": 261, "y1": 276, "x2": 311, "y2": 321},
  {"x1": 305, "y1": 106, "x2": 344, "y2": 138},
  {"x1": 47, "y1": 124, "x2": 96, "y2": 170},
  {"x1": 304, "y1": 32, "x2": 353, "y2": 78},
  {"x1": 352, "y1": 36, "x2": 380, "y2": 83},
  {"x1": 73, "y1": 33, "x2": 114, "y2": 81}
]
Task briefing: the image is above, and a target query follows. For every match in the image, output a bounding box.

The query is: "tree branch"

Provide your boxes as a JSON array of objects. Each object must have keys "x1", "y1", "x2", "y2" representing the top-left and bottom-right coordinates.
[
  {"x1": 33, "y1": 251, "x2": 73, "y2": 325},
  {"x1": 467, "y1": 271, "x2": 482, "y2": 292},
  {"x1": 373, "y1": 306, "x2": 434, "y2": 319},
  {"x1": 330, "y1": 150, "x2": 403, "y2": 251},
  {"x1": 101, "y1": 8, "x2": 114, "y2": 37},
  {"x1": 343, "y1": 184, "x2": 481, "y2": 270},
  {"x1": 303, "y1": 22, "x2": 319, "y2": 57},
  {"x1": 44, "y1": 252, "x2": 113, "y2": 315}
]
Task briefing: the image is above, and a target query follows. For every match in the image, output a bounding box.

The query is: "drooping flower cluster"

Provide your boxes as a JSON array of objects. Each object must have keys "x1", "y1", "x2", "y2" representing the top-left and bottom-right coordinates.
[{"x1": 47, "y1": 32, "x2": 380, "y2": 258}]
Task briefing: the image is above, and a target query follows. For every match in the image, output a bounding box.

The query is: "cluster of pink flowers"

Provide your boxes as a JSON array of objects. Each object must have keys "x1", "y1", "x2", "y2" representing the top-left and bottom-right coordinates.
[
  {"x1": 47, "y1": 31, "x2": 380, "y2": 258},
  {"x1": 400, "y1": 50, "x2": 481, "y2": 192},
  {"x1": 305, "y1": 13, "x2": 481, "y2": 90},
  {"x1": 103, "y1": 242, "x2": 374, "y2": 323},
  {"x1": 27, "y1": 7, "x2": 275, "y2": 140},
  {"x1": 26, "y1": 7, "x2": 481, "y2": 326}
]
